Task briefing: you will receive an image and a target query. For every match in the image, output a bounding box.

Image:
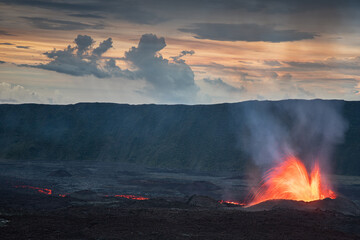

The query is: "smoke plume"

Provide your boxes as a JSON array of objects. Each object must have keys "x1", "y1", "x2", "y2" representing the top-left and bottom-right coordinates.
[{"x1": 238, "y1": 100, "x2": 347, "y2": 171}]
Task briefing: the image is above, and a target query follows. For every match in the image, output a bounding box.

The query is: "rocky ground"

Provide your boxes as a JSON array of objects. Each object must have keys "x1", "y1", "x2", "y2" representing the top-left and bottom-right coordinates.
[
  {"x1": 0, "y1": 160, "x2": 359, "y2": 239},
  {"x1": 0, "y1": 196, "x2": 360, "y2": 239}
]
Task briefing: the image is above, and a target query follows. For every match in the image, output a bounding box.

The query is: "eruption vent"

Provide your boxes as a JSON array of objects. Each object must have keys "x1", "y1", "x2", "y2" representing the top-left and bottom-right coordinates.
[{"x1": 247, "y1": 156, "x2": 336, "y2": 206}]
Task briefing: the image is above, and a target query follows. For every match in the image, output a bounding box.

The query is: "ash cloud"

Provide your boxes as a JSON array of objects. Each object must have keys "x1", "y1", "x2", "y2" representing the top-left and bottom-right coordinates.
[{"x1": 235, "y1": 100, "x2": 347, "y2": 171}]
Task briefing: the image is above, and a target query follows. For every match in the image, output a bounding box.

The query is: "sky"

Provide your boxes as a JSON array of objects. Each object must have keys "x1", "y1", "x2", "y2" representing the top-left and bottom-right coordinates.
[{"x1": 0, "y1": 0, "x2": 360, "y2": 104}]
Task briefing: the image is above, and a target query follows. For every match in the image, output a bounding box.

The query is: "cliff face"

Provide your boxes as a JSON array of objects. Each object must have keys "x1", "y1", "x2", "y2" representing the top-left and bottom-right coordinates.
[{"x1": 0, "y1": 100, "x2": 358, "y2": 175}]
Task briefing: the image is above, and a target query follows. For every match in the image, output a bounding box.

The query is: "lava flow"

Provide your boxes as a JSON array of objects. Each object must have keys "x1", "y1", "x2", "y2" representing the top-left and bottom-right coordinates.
[
  {"x1": 113, "y1": 194, "x2": 149, "y2": 200},
  {"x1": 15, "y1": 185, "x2": 52, "y2": 195},
  {"x1": 14, "y1": 185, "x2": 67, "y2": 197},
  {"x1": 107, "y1": 194, "x2": 149, "y2": 200},
  {"x1": 247, "y1": 156, "x2": 336, "y2": 207},
  {"x1": 219, "y1": 200, "x2": 245, "y2": 206}
]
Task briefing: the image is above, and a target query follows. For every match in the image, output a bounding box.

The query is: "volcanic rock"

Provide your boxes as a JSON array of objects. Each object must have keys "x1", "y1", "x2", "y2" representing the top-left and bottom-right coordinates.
[
  {"x1": 48, "y1": 169, "x2": 72, "y2": 177},
  {"x1": 187, "y1": 195, "x2": 220, "y2": 208},
  {"x1": 246, "y1": 197, "x2": 360, "y2": 216},
  {"x1": 0, "y1": 218, "x2": 9, "y2": 227},
  {"x1": 68, "y1": 190, "x2": 99, "y2": 201}
]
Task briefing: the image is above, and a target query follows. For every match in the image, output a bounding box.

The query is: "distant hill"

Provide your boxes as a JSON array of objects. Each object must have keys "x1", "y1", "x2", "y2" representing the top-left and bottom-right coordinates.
[{"x1": 0, "y1": 100, "x2": 358, "y2": 175}]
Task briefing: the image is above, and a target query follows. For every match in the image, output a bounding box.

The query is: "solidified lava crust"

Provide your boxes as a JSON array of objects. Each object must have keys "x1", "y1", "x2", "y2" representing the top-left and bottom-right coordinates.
[{"x1": 0, "y1": 189, "x2": 360, "y2": 240}]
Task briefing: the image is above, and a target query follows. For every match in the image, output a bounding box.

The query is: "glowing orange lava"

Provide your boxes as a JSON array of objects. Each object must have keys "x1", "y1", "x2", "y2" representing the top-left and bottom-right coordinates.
[
  {"x1": 247, "y1": 156, "x2": 336, "y2": 206},
  {"x1": 111, "y1": 194, "x2": 149, "y2": 200},
  {"x1": 15, "y1": 185, "x2": 52, "y2": 195},
  {"x1": 219, "y1": 200, "x2": 245, "y2": 206},
  {"x1": 14, "y1": 185, "x2": 66, "y2": 197}
]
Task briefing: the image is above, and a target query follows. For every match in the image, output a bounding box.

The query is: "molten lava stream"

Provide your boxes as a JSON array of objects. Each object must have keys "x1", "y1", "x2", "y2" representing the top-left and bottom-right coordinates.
[
  {"x1": 15, "y1": 185, "x2": 52, "y2": 195},
  {"x1": 219, "y1": 200, "x2": 245, "y2": 206},
  {"x1": 114, "y1": 194, "x2": 149, "y2": 200},
  {"x1": 247, "y1": 156, "x2": 336, "y2": 207}
]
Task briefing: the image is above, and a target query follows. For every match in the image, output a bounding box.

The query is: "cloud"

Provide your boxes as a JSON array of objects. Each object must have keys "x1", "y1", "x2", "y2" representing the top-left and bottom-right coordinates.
[
  {"x1": 0, "y1": 82, "x2": 45, "y2": 103},
  {"x1": 264, "y1": 60, "x2": 282, "y2": 66},
  {"x1": 67, "y1": 13, "x2": 105, "y2": 19},
  {"x1": 170, "y1": 50, "x2": 195, "y2": 63},
  {"x1": 73, "y1": 35, "x2": 94, "y2": 55},
  {"x1": 285, "y1": 61, "x2": 328, "y2": 69},
  {"x1": 22, "y1": 17, "x2": 104, "y2": 30},
  {"x1": 286, "y1": 57, "x2": 360, "y2": 71},
  {"x1": 22, "y1": 35, "x2": 131, "y2": 78},
  {"x1": 18, "y1": 33, "x2": 199, "y2": 102},
  {"x1": 179, "y1": 23, "x2": 317, "y2": 42},
  {"x1": 203, "y1": 78, "x2": 246, "y2": 93},
  {"x1": 1, "y1": 0, "x2": 165, "y2": 25},
  {"x1": 0, "y1": 30, "x2": 14, "y2": 36},
  {"x1": 124, "y1": 33, "x2": 199, "y2": 103},
  {"x1": 16, "y1": 46, "x2": 30, "y2": 49},
  {"x1": 279, "y1": 73, "x2": 292, "y2": 81},
  {"x1": 0, "y1": 42, "x2": 14, "y2": 45},
  {"x1": 294, "y1": 86, "x2": 315, "y2": 98},
  {"x1": 93, "y1": 37, "x2": 113, "y2": 56},
  {"x1": 267, "y1": 71, "x2": 278, "y2": 80},
  {"x1": 143, "y1": 0, "x2": 360, "y2": 14}
]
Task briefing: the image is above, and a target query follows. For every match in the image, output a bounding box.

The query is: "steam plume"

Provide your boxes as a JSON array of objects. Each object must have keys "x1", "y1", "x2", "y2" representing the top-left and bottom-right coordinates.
[{"x1": 238, "y1": 100, "x2": 347, "y2": 171}]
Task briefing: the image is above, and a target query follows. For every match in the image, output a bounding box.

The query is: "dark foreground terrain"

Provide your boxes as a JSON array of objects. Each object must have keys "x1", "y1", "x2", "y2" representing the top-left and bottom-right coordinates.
[
  {"x1": 1, "y1": 203, "x2": 360, "y2": 240},
  {"x1": 0, "y1": 160, "x2": 360, "y2": 240}
]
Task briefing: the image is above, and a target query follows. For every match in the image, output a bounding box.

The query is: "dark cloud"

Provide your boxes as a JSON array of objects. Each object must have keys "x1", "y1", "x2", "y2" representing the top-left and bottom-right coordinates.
[
  {"x1": 1, "y1": 0, "x2": 165, "y2": 25},
  {"x1": 179, "y1": 23, "x2": 317, "y2": 42},
  {"x1": 74, "y1": 35, "x2": 94, "y2": 55},
  {"x1": 16, "y1": 46, "x2": 30, "y2": 49},
  {"x1": 298, "y1": 77, "x2": 358, "y2": 84},
  {"x1": 22, "y1": 35, "x2": 131, "y2": 78},
  {"x1": 285, "y1": 61, "x2": 329, "y2": 69},
  {"x1": 22, "y1": 17, "x2": 104, "y2": 30},
  {"x1": 285, "y1": 57, "x2": 360, "y2": 73},
  {"x1": 144, "y1": 0, "x2": 360, "y2": 14},
  {"x1": 0, "y1": 30, "x2": 14, "y2": 36},
  {"x1": 93, "y1": 38, "x2": 113, "y2": 56},
  {"x1": 203, "y1": 78, "x2": 245, "y2": 93},
  {"x1": 103, "y1": 58, "x2": 136, "y2": 79},
  {"x1": 125, "y1": 34, "x2": 199, "y2": 102},
  {"x1": 264, "y1": 60, "x2": 282, "y2": 66},
  {"x1": 170, "y1": 50, "x2": 195, "y2": 63},
  {"x1": 67, "y1": 13, "x2": 105, "y2": 19},
  {"x1": 0, "y1": 42, "x2": 14, "y2": 45}
]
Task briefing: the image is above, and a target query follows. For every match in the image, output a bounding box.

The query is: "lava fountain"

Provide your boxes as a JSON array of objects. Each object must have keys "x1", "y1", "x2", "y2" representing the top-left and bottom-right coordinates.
[{"x1": 247, "y1": 155, "x2": 336, "y2": 207}]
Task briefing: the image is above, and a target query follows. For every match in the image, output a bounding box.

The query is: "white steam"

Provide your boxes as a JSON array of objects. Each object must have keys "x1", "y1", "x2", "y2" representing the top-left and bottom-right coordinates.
[{"x1": 238, "y1": 100, "x2": 347, "y2": 170}]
